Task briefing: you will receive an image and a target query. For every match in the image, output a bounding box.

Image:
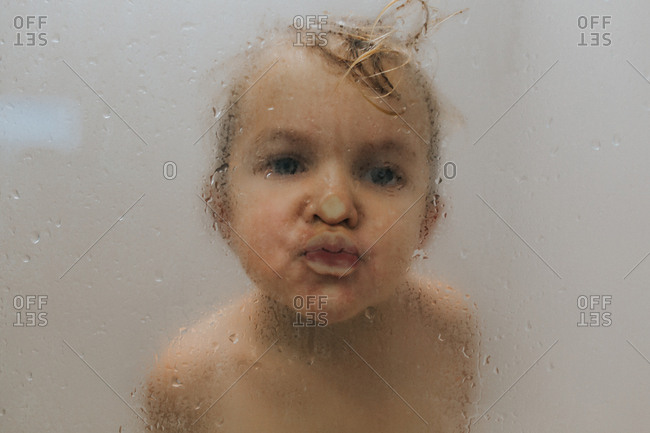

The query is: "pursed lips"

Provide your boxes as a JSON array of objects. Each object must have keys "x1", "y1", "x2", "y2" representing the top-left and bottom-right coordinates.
[{"x1": 302, "y1": 232, "x2": 360, "y2": 276}]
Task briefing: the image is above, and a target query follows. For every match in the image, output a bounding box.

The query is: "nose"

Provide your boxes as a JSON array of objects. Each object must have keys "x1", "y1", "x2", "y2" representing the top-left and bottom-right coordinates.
[
  {"x1": 309, "y1": 166, "x2": 358, "y2": 228},
  {"x1": 315, "y1": 193, "x2": 358, "y2": 227}
]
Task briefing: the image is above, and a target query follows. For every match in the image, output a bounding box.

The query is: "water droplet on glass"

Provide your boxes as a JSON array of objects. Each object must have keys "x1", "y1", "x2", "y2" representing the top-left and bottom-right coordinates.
[
  {"x1": 267, "y1": 106, "x2": 274, "y2": 111},
  {"x1": 612, "y1": 134, "x2": 620, "y2": 147},
  {"x1": 11, "y1": 190, "x2": 20, "y2": 200},
  {"x1": 31, "y1": 232, "x2": 40, "y2": 244},
  {"x1": 364, "y1": 306, "x2": 376, "y2": 320},
  {"x1": 23, "y1": 255, "x2": 31, "y2": 263},
  {"x1": 103, "y1": 112, "x2": 111, "y2": 119},
  {"x1": 591, "y1": 139, "x2": 600, "y2": 151},
  {"x1": 228, "y1": 333, "x2": 239, "y2": 344},
  {"x1": 171, "y1": 377, "x2": 183, "y2": 388}
]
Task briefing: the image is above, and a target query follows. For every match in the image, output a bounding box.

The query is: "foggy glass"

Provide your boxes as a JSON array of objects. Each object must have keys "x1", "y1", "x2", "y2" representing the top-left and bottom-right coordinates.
[{"x1": 1, "y1": 1, "x2": 649, "y2": 432}]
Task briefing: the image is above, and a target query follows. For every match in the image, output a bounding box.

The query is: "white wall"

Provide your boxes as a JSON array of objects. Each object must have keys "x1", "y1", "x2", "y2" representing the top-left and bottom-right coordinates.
[{"x1": 1, "y1": 0, "x2": 649, "y2": 432}]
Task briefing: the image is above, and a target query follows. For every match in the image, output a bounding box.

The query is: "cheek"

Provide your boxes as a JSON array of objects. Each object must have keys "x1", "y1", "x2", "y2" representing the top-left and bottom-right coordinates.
[
  {"x1": 230, "y1": 185, "x2": 296, "y2": 256},
  {"x1": 365, "y1": 207, "x2": 424, "y2": 273}
]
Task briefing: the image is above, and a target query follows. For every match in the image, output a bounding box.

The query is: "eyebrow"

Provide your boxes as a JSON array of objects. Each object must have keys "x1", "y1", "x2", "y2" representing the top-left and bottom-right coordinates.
[
  {"x1": 253, "y1": 128, "x2": 421, "y2": 162},
  {"x1": 254, "y1": 129, "x2": 315, "y2": 147},
  {"x1": 358, "y1": 139, "x2": 421, "y2": 163}
]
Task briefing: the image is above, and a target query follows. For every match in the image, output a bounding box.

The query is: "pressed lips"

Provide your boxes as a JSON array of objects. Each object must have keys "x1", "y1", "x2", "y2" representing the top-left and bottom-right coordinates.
[{"x1": 303, "y1": 232, "x2": 360, "y2": 276}]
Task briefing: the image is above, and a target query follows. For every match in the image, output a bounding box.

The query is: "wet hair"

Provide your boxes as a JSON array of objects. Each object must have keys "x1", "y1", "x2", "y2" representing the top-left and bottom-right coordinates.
[{"x1": 205, "y1": 0, "x2": 462, "y2": 242}]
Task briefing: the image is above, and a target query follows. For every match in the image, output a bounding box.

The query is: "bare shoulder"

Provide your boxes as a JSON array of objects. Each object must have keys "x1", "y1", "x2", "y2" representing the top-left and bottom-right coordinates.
[
  {"x1": 400, "y1": 275, "x2": 480, "y2": 379},
  {"x1": 402, "y1": 275, "x2": 479, "y2": 340},
  {"x1": 144, "y1": 299, "x2": 251, "y2": 432},
  {"x1": 400, "y1": 276, "x2": 481, "y2": 423}
]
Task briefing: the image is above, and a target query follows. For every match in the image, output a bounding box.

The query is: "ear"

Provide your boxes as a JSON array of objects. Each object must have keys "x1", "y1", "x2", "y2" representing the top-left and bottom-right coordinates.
[
  {"x1": 417, "y1": 194, "x2": 441, "y2": 248},
  {"x1": 204, "y1": 168, "x2": 233, "y2": 243},
  {"x1": 213, "y1": 191, "x2": 234, "y2": 243}
]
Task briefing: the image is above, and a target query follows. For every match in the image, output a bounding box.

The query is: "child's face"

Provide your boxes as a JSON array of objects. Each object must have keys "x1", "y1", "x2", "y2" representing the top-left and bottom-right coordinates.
[{"x1": 226, "y1": 47, "x2": 434, "y2": 323}]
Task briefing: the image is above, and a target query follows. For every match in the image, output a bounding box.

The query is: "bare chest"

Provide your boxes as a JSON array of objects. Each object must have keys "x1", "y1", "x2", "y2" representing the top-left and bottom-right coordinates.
[{"x1": 196, "y1": 337, "x2": 469, "y2": 433}]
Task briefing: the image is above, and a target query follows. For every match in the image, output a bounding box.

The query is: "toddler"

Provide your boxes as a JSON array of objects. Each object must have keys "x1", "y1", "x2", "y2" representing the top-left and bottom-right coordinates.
[{"x1": 146, "y1": 2, "x2": 479, "y2": 432}]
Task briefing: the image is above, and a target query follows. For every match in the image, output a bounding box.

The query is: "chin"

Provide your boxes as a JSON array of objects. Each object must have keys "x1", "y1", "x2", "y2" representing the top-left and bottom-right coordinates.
[{"x1": 253, "y1": 267, "x2": 399, "y2": 324}]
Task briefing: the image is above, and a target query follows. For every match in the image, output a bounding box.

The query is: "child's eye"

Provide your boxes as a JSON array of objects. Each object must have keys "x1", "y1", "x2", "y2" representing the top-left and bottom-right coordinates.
[
  {"x1": 365, "y1": 165, "x2": 401, "y2": 187},
  {"x1": 267, "y1": 156, "x2": 303, "y2": 176}
]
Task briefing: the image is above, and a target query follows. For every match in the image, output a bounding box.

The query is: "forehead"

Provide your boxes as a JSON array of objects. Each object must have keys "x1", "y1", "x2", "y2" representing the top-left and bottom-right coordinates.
[{"x1": 235, "y1": 44, "x2": 432, "y2": 148}]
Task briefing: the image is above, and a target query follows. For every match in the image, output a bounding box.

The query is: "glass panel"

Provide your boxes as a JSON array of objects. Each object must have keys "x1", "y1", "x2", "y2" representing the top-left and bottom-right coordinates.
[{"x1": 1, "y1": 1, "x2": 648, "y2": 432}]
